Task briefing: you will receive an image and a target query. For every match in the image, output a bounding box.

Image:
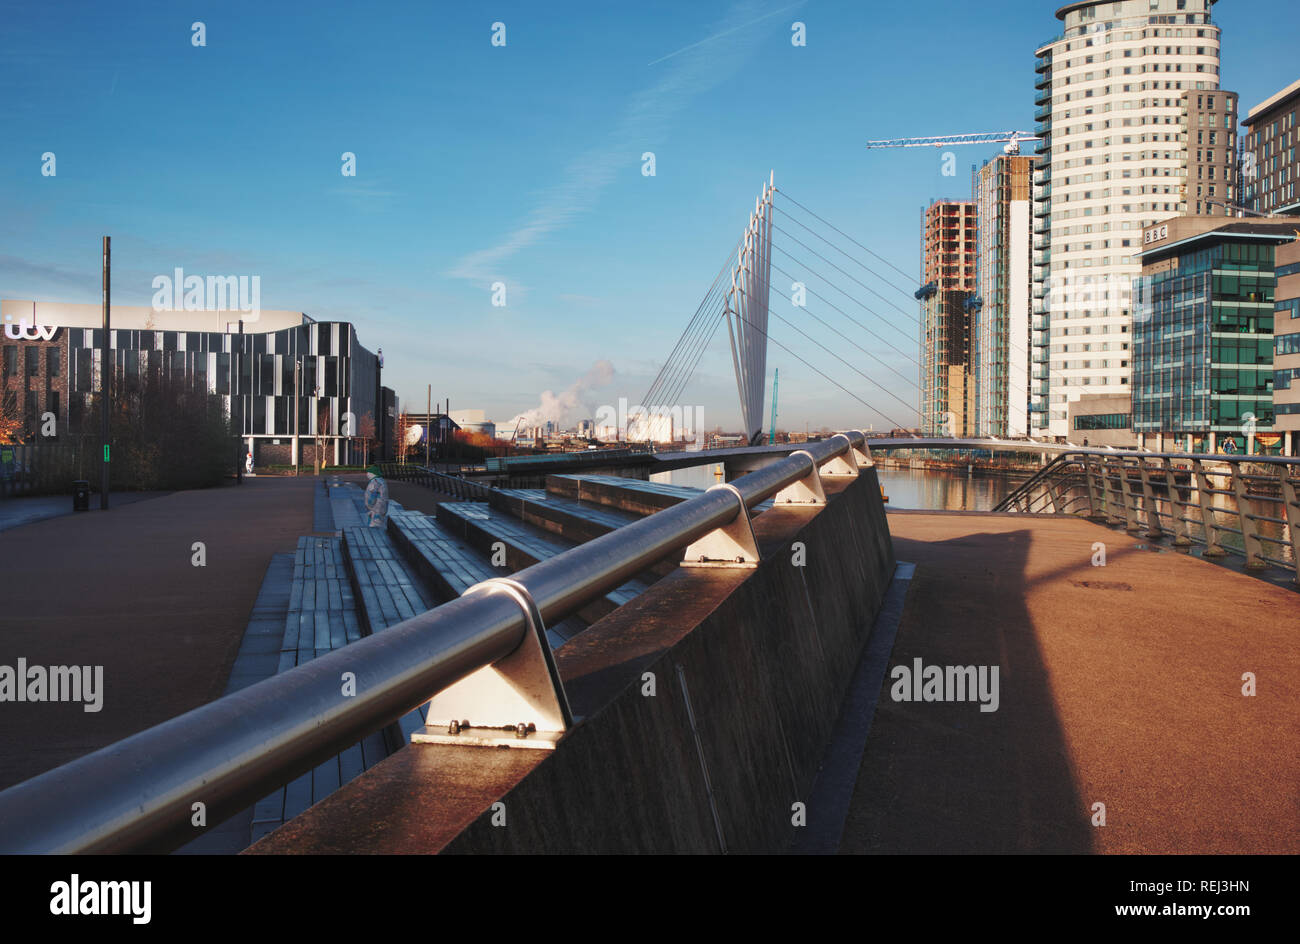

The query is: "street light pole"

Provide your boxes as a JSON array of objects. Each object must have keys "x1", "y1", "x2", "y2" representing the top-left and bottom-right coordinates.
[
  {"x1": 293, "y1": 357, "x2": 300, "y2": 476},
  {"x1": 100, "y1": 236, "x2": 110, "y2": 510},
  {"x1": 236, "y1": 319, "x2": 244, "y2": 484}
]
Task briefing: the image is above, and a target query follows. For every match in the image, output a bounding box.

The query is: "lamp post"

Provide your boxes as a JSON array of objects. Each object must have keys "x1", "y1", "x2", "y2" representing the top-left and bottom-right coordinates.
[
  {"x1": 375, "y1": 347, "x2": 384, "y2": 461},
  {"x1": 100, "y1": 237, "x2": 110, "y2": 510},
  {"x1": 235, "y1": 319, "x2": 244, "y2": 484},
  {"x1": 293, "y1": 356, "x2": 300, "y2": 476}
]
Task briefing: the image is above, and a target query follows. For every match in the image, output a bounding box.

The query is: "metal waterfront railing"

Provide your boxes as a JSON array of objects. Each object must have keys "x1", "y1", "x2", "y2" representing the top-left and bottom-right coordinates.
[
  {"x1": 381, "y1": 463, "x2": 493, "y2": 500},
  {"x1": 995, "y1": 449, "x2": 1300, "y2": 582},
  {"x1": 0, "y1": 432, "x2": 873, "y2": 853}
]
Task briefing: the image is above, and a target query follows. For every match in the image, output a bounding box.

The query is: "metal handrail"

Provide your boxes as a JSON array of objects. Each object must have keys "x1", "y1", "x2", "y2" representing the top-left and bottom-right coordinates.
[
  {"x1": 0, "y1": 432, "x2": 867, "y2": 853},
  {"x1": 1001, "y1": 448, "x2": 1300, "y2": 581}
]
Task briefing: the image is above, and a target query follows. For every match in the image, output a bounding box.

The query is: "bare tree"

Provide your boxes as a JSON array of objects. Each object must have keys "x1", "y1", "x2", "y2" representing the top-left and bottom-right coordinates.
[
  {"x1": 315, "y1": 403, "x2": 331, "y2": 475},
  {"x1": 395, "y1": 412, "x2": 417, "y2": 465},
  {"x1": 356, "y1": 412, "x2": 376, "y2": 467}
]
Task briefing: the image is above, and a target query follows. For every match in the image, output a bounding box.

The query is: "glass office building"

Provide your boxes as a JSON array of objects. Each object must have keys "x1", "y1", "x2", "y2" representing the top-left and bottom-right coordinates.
[{"x1": 1133, "y1": 221, "x2": 1295, "y2": 451}]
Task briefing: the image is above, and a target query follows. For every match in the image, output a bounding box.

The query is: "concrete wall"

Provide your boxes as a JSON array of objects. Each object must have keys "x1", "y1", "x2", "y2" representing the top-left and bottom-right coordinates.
[
  {"x1": 1067, "y1": 392, "x2": 1136, "y2": 448},
  {"x1": 440, "y1": 470, "x2": 895, "y2": 853}
]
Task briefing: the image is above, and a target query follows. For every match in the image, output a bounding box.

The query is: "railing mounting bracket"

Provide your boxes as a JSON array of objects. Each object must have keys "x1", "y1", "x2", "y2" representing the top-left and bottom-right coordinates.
[
  {"x1": 681, "y1": 483, "x2": 761, "y2": 568},
  {"x1": 412, "y1": 578, "x2": 572, "y2": 750}
]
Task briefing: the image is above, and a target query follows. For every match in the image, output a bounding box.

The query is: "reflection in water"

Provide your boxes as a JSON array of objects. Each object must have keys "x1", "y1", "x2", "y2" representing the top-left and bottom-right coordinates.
[
  {"x1": 652, "y1": 464, "x2": 1019, "y2": 511},
  {"x1": 650, "y1": 464, "x2": 727, "y2": 492},
  {"x1": 874, "y1": 468, "x2": 1017, "y2": 512},
  {"x1": 653, "y1": 462, "x2": 1293, "y2": 565}
]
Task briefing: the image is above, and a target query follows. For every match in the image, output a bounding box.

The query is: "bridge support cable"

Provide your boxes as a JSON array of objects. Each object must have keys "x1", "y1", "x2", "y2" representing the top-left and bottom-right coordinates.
[
  {"x1": 631, "y1": 238, "x2": 739, "y2": 440},
  {"x1": 769, "y1": 259, "x2": 921, "y2": 371},
  {"x1": 635, "y1": 251, "x2": 732, "y2": 427},
  {"x1": 653, "y1": 302, "x2": 727, "y2": 438},
  {"x1": 777, "y1": 210, "x2": 1047, "y2": 395},
  {"x1": 767, "y1": 261, "x2": 918, "y2": 392},
  {"x1": 773, "y1": 195, "x2": 922, "y2": 303},
  {"x1": 764, "y1": 307, "x2": 920, "y2": 425},
  {"x1": 774, "y1": 187, "x2": 1106, "y2": 426},
  {"x1": 771, "y1": 220, "x2": 918, "y2": 337},
  {"x1": 638, "y1": 291, "x2": 726, "y2": 438},
  {"x1": 726, "y1": 299, "x2": 916, "y2": 431},
  {"x1": 773, "y1": 189, "x2": 920, "y2": 291}
]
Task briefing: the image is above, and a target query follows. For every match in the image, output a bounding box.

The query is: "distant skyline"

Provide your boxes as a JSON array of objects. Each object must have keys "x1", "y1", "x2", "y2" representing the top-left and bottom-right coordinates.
[{"x1": 3, "y1": 0, "x2": 1298, "y2": 433}]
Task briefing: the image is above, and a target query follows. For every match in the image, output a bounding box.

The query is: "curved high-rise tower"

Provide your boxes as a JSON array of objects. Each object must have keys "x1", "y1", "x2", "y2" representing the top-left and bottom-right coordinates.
[{"x1": 1032, "y1": 0, "x2": 1223, "y2": 437}]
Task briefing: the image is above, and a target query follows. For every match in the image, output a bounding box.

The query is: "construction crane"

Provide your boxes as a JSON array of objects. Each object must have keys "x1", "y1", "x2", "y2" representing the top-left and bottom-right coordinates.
[
  {"x1": 865, "y1": 131, "x2": 1042, "y2": 156},
  {"x1": 768, "y1": 368, "x2": 779, "y2": 445}
]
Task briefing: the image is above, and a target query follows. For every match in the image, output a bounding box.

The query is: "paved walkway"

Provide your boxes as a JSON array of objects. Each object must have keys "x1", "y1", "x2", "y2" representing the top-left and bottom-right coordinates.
[
  {"x1": 0, "y1": 490, "x2": 168, "y2": 532},
  {"x1": 0, "y1": 477, "x2": 316, "y2": 791},
  {"x1": 839, "y1": 511, "x2": 1300, "y2": 854}
]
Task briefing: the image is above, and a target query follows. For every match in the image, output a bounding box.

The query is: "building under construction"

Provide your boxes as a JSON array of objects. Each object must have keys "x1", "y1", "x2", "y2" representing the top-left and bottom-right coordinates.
[
  {"x1": 973, "y1": 154, "x2": 1035, "y2": 437},
  {"x1": 917, "y1": 200, "x2": 976, "y2": 436}
]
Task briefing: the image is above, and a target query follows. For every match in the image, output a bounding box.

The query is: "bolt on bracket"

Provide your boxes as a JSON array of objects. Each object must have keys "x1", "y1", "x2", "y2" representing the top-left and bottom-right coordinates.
[
  {"x1": 681, "y1": 483, "x2": 761, "y2": 568},
  {"x1": 774, "y1": 450, "x2": 827, "y2": 505},
  {"x1": 819, "y1": 434, "x2": 860, "y2": 478},
  {"x1": 412, "y1": 577, "x2": 572, "y2": 750}
]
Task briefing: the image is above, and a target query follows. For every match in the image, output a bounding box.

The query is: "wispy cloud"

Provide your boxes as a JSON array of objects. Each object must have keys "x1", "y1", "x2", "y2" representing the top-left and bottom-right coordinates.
[
  {"x1": 0, "y1": 254, "x2": 98, "y2": 293},
  {"x1": 647, "y1": 1, "x2": 802, "y2": 66},
  {"x1": 446, "y1": 1, "x2": 793, "y2": 287},
  {"x1": 558, "y1": 293, "x2": 604, "y2": 306},
  {"x1": 329, "y1": 178, "x2": 399, "y2": 213}
]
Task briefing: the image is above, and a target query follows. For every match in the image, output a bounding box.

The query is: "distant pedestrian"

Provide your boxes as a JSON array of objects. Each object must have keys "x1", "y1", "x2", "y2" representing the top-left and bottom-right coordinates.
[
  {"x1": 245, "y1": 452, "x2": 254, "y2": 475},
  {"x1": 364, "y1": 465, "x2": 389, "y2": 528}
]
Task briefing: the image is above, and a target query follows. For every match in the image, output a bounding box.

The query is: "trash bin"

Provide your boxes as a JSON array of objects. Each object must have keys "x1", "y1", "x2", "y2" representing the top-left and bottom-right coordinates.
[{"x1": 73, "y1": 480, "x2": 90, "y2": 512}]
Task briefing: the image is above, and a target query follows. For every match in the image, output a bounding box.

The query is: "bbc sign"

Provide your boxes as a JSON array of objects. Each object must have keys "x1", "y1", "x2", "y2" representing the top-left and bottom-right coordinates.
[{"x1": 1144, "y1": 224, "x2": 1169, "y2": 245}]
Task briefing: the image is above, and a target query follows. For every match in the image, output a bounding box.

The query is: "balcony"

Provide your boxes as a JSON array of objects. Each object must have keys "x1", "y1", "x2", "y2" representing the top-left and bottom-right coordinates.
[
  {"x1": 1035, "y1": 70, "x2": 1052, "y2": 91},
  {"x1": 1035, "y1": 89, "x2": 1051, "y2": 110}
]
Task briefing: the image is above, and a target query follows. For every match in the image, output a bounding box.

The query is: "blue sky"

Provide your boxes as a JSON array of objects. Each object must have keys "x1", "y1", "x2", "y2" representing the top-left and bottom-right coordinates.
[{"x1": 3, "y1": 0, "x2": 1298, "y2": 433}]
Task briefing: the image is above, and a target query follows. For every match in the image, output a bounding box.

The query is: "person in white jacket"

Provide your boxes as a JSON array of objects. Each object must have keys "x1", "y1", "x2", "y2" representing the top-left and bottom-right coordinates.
[{"x1": 364, "y1": 465, "x2": 389, "y2": 528}]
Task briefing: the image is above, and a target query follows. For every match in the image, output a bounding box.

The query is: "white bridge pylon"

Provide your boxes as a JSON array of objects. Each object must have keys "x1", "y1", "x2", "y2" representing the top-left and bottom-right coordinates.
[{"x1": 724, "y1": 173, "x2": 774, "y2": 446}]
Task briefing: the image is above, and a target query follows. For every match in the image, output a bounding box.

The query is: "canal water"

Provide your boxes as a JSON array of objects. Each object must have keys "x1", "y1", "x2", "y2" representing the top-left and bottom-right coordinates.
[
  {"x1": 652, "y1": 463, "x2": 1019, "y2": 511},
  {"x1": 651, "y1": 463, "x2": 1292, "y2": 566}
]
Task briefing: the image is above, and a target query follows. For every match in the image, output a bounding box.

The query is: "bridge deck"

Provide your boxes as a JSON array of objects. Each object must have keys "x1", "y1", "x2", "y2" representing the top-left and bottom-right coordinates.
[{"x1": 839, "y1": 510, "x2": 1300, "y2": 854}]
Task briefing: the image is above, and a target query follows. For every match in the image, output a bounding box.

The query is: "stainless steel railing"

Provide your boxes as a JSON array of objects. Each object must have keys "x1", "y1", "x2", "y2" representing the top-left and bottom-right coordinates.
[
  {"x1": 382, "y1": 463, "x2": 493, "y2": 499},
  {"x1": 0, "y1": 431, "x2": 869, "y2": 853},
  {"x1": 997, "y1": 450, "x2": 1300, "y2": 581}
]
